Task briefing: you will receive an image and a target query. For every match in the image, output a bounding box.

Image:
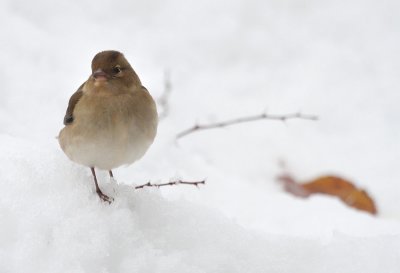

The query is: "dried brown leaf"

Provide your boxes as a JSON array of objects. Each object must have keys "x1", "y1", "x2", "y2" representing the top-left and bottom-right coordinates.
[{"x1": 278, "y1": 174, "x2": 377, "y2": 215}]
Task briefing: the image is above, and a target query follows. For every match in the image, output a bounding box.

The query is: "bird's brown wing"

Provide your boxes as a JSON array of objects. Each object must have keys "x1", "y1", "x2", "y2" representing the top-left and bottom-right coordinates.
[{"x1": 63, "y1": 83, "x2": 84, "y2": 125}]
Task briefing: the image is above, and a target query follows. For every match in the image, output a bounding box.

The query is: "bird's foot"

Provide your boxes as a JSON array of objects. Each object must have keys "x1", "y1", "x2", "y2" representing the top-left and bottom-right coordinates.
[{"x1": 96, "y1": 190, "x2": 114, "y2": 204}]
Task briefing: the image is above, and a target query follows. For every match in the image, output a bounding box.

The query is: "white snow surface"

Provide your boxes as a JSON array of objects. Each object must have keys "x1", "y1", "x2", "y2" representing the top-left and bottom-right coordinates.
[{"x1": 1, "y1": 0, "x2": 400, "y2": 272}]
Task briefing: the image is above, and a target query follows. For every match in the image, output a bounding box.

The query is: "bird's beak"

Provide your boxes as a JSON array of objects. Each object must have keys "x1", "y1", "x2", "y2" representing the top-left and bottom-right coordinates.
[{"x1": 92, "y1": 69, "x2": 109, "y2": 81}]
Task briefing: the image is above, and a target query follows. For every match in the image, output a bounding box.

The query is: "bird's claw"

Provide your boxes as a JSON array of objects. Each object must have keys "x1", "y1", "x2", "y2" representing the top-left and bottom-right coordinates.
[{"x1": 97, "y1": 191, "x2": 114, "y2": 204}]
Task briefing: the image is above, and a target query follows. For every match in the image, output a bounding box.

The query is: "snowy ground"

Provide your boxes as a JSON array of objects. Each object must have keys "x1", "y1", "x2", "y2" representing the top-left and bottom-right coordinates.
[{"x1": 1, "y1": 0, "x2": 400, "y2": 272}]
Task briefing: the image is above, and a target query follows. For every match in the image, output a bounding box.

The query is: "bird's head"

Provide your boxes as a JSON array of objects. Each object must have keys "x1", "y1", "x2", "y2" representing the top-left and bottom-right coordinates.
[{"x1": 88, "y1": 50, "x2": 141, "y2": 91}]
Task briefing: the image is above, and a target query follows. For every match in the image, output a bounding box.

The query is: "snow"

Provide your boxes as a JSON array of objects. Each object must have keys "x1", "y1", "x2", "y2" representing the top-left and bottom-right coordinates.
[{"x1": 1, "y1": 0, "x2": 400, "y2": 272}]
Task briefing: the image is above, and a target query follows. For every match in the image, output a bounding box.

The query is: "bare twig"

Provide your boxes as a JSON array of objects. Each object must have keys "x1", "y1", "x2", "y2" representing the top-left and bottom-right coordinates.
[
  {"x1": 177, "y1": 112, "x2": 318, "y2": 139},
  {"x1": 157, "y1": 70, "x2": 172, "y2": 120},
  {"x1": 134, "y1": 180, "x2": 206, "y2": 190}
]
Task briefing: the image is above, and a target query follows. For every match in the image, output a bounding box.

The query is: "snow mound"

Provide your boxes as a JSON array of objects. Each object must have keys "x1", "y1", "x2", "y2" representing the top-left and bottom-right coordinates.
[{"x1": 1, "y1": 135, "x2": 399, "y2": 273}]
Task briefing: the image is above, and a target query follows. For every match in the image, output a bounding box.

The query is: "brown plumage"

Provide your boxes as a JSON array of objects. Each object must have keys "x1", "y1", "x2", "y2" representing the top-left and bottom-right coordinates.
[{"x1": 58, "y1": 50, "x2": 158, "y2": 203}]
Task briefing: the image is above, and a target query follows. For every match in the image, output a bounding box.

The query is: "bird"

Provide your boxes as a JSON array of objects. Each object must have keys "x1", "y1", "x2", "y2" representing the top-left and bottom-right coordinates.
[{"x1": 58, "y1": 50, "x2": 158, "y2": 203}]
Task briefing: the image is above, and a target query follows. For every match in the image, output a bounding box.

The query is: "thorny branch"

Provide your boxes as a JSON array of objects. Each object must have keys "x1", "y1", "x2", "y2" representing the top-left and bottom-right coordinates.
[
  {"x1": 134, "y1": 180, "x2": 206, "y2": 190},
  {"x1": 177, "y1": 112, "x2": 318, "y2": 139},
  {"x1": 157, "y1": 70, "x2": 172, "y2": 120}
]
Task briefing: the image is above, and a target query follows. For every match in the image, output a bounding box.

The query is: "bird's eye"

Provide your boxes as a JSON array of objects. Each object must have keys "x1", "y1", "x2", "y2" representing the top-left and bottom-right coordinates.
[{"x1": 112, "y1": 66, "x2": 122, "y2": 74}]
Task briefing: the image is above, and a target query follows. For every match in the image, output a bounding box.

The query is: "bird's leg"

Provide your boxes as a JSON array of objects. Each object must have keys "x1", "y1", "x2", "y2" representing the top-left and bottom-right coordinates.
[
  {"x1": 108, "y1": 170, "x2": 117, "y2": 185},
  {"x1": 90, "y1": 167, "x2": 113, "y2": 203}
]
